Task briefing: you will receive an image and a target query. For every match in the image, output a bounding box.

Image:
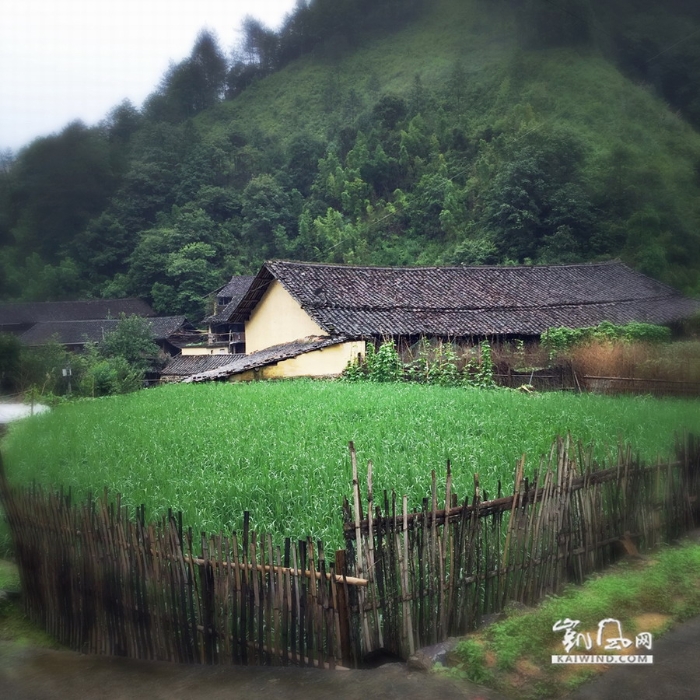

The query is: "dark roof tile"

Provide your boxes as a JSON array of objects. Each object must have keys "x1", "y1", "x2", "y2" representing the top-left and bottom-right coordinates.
[
  {"x1": 205, "y1": 276, "x2": 256, "y2": 324},
  {"x1": 182, "y1": 336, "x2": 350, "y2": 382},
  {"x1": 0, "y1": 298, "x2": 155, "y2": 326},
  {"x1": 229, "y1": 261, "x2": 699, "y2": 336},
  {"x1": 162, "y1": 354, "x2": 239, "y2": 376},
  {"x1": 19, "y1": 316, "x2": 188, "y2": 346}
]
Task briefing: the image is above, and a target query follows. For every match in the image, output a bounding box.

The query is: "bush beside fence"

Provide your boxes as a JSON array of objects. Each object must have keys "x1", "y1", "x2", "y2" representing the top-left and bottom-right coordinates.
[{"x1": 1, "y1": 434, "x2": 699, "y2": 668}]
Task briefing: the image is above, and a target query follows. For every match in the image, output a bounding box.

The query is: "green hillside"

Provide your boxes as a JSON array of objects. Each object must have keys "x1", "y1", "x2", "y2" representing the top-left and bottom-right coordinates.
[{"x1": 1, "y1": 0, "x2": 699, "y2": 315}]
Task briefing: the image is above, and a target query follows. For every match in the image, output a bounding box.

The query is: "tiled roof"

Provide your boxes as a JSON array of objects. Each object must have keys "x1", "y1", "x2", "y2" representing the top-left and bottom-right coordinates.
[
  {"x1": 146, "y1": 316, "x2": 191, "y2": 339},
  {"x1": 205, "y1": 276, "x2": 256, "y2": 324},
  {"x1": 19, "y1": 316, "x2": 188, "y2": 346},
  {"x1": 0, "y1": 298, "x2": 155, "y2": 326},
  {"x1": 182, "y1": 336, "x2": 349, "y2": 382},
  {"x1": 229, "y1": 261, "x2": 699, "y2": 337},
  {"x1": 162, "y1": 354, "x2": 239, "y2": 377}
]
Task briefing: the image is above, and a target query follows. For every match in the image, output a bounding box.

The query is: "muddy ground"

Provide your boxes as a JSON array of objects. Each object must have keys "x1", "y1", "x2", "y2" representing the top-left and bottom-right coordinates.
[{"x1": 0, "y1": 642, "x2": 506, "y2": 700}]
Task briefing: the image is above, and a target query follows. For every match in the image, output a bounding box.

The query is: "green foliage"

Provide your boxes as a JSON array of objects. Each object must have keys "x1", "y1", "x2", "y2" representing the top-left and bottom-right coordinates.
[
  {"x1": 16, "y1": 339, "x2": 72, "y2": 396},
  {"x1": 345, "y1": 338, "x2": 497, "y2": 388},
  {"x1": 452, "y1": 638, "x2": 494, "y2": 684},
  {"x1": 10, "y1": 315, "x2": 161, "y2": 399},
  {"x1": 100, "y1": 314, "x2": 160, "y2": 372},
  {"x1": 2, "y1": 0, "x2": 700, "y2": 308},
  {"x1": 366, "y1": 341, "x2": 403, "y2": 382},
  {"x1": 484, "y1": 127, "x2": 597, "y2": 263},
  {"x1": 467, "y1": 542, "x2": 700, "y2": 696},
  {"x1": 0, "y1": 333, "x2": 21, "y2": 392},
  {"x1": 343, "y1": 340, "x2": 403, "y2": 382},
  {"x1": 542, "y1": 321, "x2": 672, "y2": 357},
  {"x1": 77, "y1": 353, "x2": 142, "y2": 397},
  {"x1": 464, "y1": 340, "x2": 496, "y2": 388}
]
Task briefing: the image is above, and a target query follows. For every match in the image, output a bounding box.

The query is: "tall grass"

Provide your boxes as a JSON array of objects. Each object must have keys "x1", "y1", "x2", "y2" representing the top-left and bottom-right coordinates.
[
  {"x1": 568, "y1": 340, "x2": 700, "y2": 383},
  {"x1": 3, "y1": 381, "x2": 699, "y2": 548}
]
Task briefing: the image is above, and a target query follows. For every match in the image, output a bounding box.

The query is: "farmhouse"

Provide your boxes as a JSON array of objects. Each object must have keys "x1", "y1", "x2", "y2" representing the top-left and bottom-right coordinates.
[
  {"x1": 184, "y1": 259, "x2": 700, "y2": 382},
  {"x1": 19, "y1": 316, "x2": 197, "y2": 356}
]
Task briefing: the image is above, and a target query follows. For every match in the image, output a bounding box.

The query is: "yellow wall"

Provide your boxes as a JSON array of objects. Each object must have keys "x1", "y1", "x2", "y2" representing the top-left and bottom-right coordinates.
[
  {"x1": 230, "y1": 340, "x2": 365, "y2": 381},
  {"x1": 245, "y1": 280, "x2": 325, "y2": 353},
  {"x1": 181, "y1": 346, "x2": 229, "y2": 356}
]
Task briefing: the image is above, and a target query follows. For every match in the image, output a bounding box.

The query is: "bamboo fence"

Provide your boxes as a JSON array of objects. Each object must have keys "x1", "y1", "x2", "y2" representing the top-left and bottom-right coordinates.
[
  {"x1": 0, "y1": 463, "x2": 365, "y2": 668},
  {"x1": 342, "y1": 434, "x2": 700, "y2": 660},
  {"x1": 1, "y1": 434, "x2": 699, "y2": 667}
]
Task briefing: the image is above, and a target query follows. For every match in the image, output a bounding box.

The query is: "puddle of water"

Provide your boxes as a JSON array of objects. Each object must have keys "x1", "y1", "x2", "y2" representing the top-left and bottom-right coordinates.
[{"x1": 0, "y1": 403, "x2": 50, "y2": 424}]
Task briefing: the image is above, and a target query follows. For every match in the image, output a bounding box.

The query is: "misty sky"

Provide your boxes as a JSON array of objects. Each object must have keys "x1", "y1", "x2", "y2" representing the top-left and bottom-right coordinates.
[{"x1": 1, "y1": 0, "x2": 297, "y2": 153}]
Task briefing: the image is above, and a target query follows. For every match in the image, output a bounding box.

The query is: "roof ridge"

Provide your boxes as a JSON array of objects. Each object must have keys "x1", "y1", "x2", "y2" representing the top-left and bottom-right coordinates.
[{"x1": 268, "y1": 259, "x2": 626, "y2": 271}]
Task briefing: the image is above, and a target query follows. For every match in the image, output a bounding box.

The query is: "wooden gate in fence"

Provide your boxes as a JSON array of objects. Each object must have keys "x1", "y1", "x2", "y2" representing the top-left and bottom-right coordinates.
[{"x1": 1, "y1": 434, "x2": 699, "y2": 668}]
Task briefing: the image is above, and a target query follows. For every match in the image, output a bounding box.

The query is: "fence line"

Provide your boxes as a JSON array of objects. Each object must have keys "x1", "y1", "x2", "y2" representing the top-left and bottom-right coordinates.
[
  {"x1": 1, "y1": 434, "x2": 699, "y2": 667},
  {"x1": 0, "y1": 468, "x2": 364, "y2": 668},
  {"x1": 494, "y1": 368, "x2": 700, "y2": 396},
  {"x1": 343, "y1": 435, "x2": 700, "y2": 659},
  {"x1": 582, "y1": 375, "x2": 700, "y2": 397}
]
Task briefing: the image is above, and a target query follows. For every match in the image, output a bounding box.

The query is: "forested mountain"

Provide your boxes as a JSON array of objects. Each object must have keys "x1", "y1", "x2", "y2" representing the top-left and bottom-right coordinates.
[{"x1": 1, "y1": 0, "x2": 700, "y2": 320}]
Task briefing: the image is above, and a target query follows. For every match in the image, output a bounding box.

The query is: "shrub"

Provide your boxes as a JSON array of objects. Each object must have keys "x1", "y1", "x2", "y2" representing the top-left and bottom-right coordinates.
[
  {"x1": 0, "y1": 333, "x2": 21, "y2": 393},
  {"x1": 344, "y1": 337, "x2": 498, "y2": 387},
  {"x1": 342, "y1": 340, "x2": 404, "y2": 382},
  {"x1": 542, "y1": 322, "x2": 672, "y2": 357},
  {"x1": 366, "y1": 340, "x2": 403, "y2": 382},
  {"x1": 78, "y1": 355, "x2": 142, "y2": 397},
  {"x1": 452, "y1": 638, "x2": 494, "y2": 683}
]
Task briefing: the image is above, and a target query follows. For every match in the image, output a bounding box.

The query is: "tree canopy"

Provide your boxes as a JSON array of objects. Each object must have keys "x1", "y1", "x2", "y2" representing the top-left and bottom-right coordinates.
[{"x1": 1, "y1": 0, "x2": 700, "y2": 314}]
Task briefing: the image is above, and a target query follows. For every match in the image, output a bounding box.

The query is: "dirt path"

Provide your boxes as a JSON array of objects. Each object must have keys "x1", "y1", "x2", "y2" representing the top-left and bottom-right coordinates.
[
  {"x1": 567, "y1": 615, "x2": 700, "y2": 700},
  {"x1": 0, "y1": 643, "x2": 506, "y2": 700}
]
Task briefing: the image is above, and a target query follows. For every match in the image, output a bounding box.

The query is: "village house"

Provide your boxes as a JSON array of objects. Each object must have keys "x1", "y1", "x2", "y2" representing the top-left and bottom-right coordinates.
[
  {"x1": 182, "y1": 259, "x2": 700, "y2": 383},
  {"x1": 0, "y1": 298, "x2": 155, "y2": 336},
  {"x1": 179, "y1": 275, "x2": 256, "y2": 356},
  {"x1": 0, "y1": 298, "x2": 198, "y2": 357}
]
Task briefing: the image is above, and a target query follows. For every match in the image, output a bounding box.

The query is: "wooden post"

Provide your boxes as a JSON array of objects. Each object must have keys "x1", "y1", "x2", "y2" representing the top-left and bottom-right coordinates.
[{"x1": 335, "y1": 550, "x2": 353, "y2": 667}]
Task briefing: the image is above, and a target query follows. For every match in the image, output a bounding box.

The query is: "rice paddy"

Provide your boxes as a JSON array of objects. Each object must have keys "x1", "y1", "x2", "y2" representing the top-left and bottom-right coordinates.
[{"x1": 3, "y1": 381, "x2": 699, "y2": 549}]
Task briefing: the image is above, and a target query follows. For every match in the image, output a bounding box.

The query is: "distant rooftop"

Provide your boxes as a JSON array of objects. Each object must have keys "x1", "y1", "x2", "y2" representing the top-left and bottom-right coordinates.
[
  {"x1": 19, "y1": 316, "x2": 188, "y2": 347},
  {"x1": 0, "y1": 298, "x2": 155, "y2": 327},
  {"x1": 205, "y1": 276, "x2": 256, "y2": 325}
]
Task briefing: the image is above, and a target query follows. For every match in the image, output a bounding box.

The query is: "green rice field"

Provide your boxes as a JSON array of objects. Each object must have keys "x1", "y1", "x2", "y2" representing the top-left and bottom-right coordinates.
[{"x1": 3, "y1": 381, "x2": 699, "y2": 549}]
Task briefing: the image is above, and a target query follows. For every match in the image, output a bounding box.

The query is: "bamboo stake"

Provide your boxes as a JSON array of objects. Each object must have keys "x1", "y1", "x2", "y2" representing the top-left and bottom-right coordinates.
[
  {"x1": 349, "y1": 442, "x2": 371, "y2": 652},
  {"x1": 443, "y1": 462, "x2": 453, "y2": 636},
  {"x1": 402, "y1": 495, "x2": 415, "y2": 655},
  {"x1": 366, "y1": 460, "x2": 383, "y2": 649},
  {"x1": 501, "y1": 455, "x2": 525, "y2": 608}
]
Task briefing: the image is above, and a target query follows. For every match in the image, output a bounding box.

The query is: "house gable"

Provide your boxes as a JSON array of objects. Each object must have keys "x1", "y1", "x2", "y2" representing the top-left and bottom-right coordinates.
[{"x1": 245, "y1": 280, "x2": 326, "y2": 353}]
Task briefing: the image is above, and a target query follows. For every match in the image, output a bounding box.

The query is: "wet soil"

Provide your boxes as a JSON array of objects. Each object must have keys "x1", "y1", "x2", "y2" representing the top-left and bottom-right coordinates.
[{"x1": 0, "y1": 642, "x2": 505, "y2": 700}]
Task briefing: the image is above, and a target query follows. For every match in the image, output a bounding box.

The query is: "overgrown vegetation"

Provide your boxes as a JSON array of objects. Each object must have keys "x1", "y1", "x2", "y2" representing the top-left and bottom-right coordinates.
[
  {"x1": 1, "y1": 0, "x2": 700, "y2": 312},
  {"x1": 344, "y1": 339, "x2": 496, "y2": 387},
  {"x1": 541, "y1": 321, "x2": 672, "y2": 356},
  {"x1": 536, "y1": 322, "x2": 700, "y2": 384},
  {"x1": 3, "y1": 381, "x2": 699, "y2": 549},
  {"x1": 0, "y1": 315, "x2": 163, "y2": 400},
  {"x1": 442, "y1": 542, "x2": 700, "y2": 698},
  {"x1": 0, "y1": 561, "x2": 61, "y2": 650}
]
